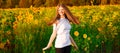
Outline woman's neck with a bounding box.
[60,15,65,18]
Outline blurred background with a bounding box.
[0,0,120,8]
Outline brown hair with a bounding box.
[48,4,80,25]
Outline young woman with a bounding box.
[43,4,80,53]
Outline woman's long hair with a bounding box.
[48,4,80,25]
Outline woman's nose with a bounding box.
[59,10,62,13]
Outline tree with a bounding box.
[6,0,12,8]
[19,0,30,8]
[29,0,34,6]
[0,0,2,7]
[33,0,46,7]
[117,0,120,4]
[96,0,101,5]
[45,0,53,6]
[71,0,81,6]
[53,0,59,6]
[11,0,20,8]
[101,0,107,5]
[107,0,110,4]
[110,0,118,5]
[85,0,91,5]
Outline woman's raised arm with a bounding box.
[70,35,79,50]
[42,30,57,50]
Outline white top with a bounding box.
[53,18,71,48]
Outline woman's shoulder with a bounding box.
[53,20,59,26]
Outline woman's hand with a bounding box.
[73,45,79,51]
[42,46,49,51]
[70,36,79,51]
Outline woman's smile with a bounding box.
[58,6,65,16]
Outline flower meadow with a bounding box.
[0,5,120,53]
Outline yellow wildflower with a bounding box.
[96,45,98,48]
[102,41,104,43]
[6,39,10,44]
[34,20,38,25]
[114,33,118,35]
[112,35,115,38]
[6,30,11,35]
[97,27,102,32]
[0,30,3,34]
[13,21,18,25]
[83,34,87,39]
[74,31,79,37]
[17,15,22,21]
[108,22,112,27]
[84,47,87,51]
[0,43,5,49]
[96,35,100,39]
[43,50,45,53]
[87,37,91,40]
[105,18,109,21]
[90,41,92,44]
[13,24,17,30]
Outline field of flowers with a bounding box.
[0,5,120,53]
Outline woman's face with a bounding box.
[58,6,65,16]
